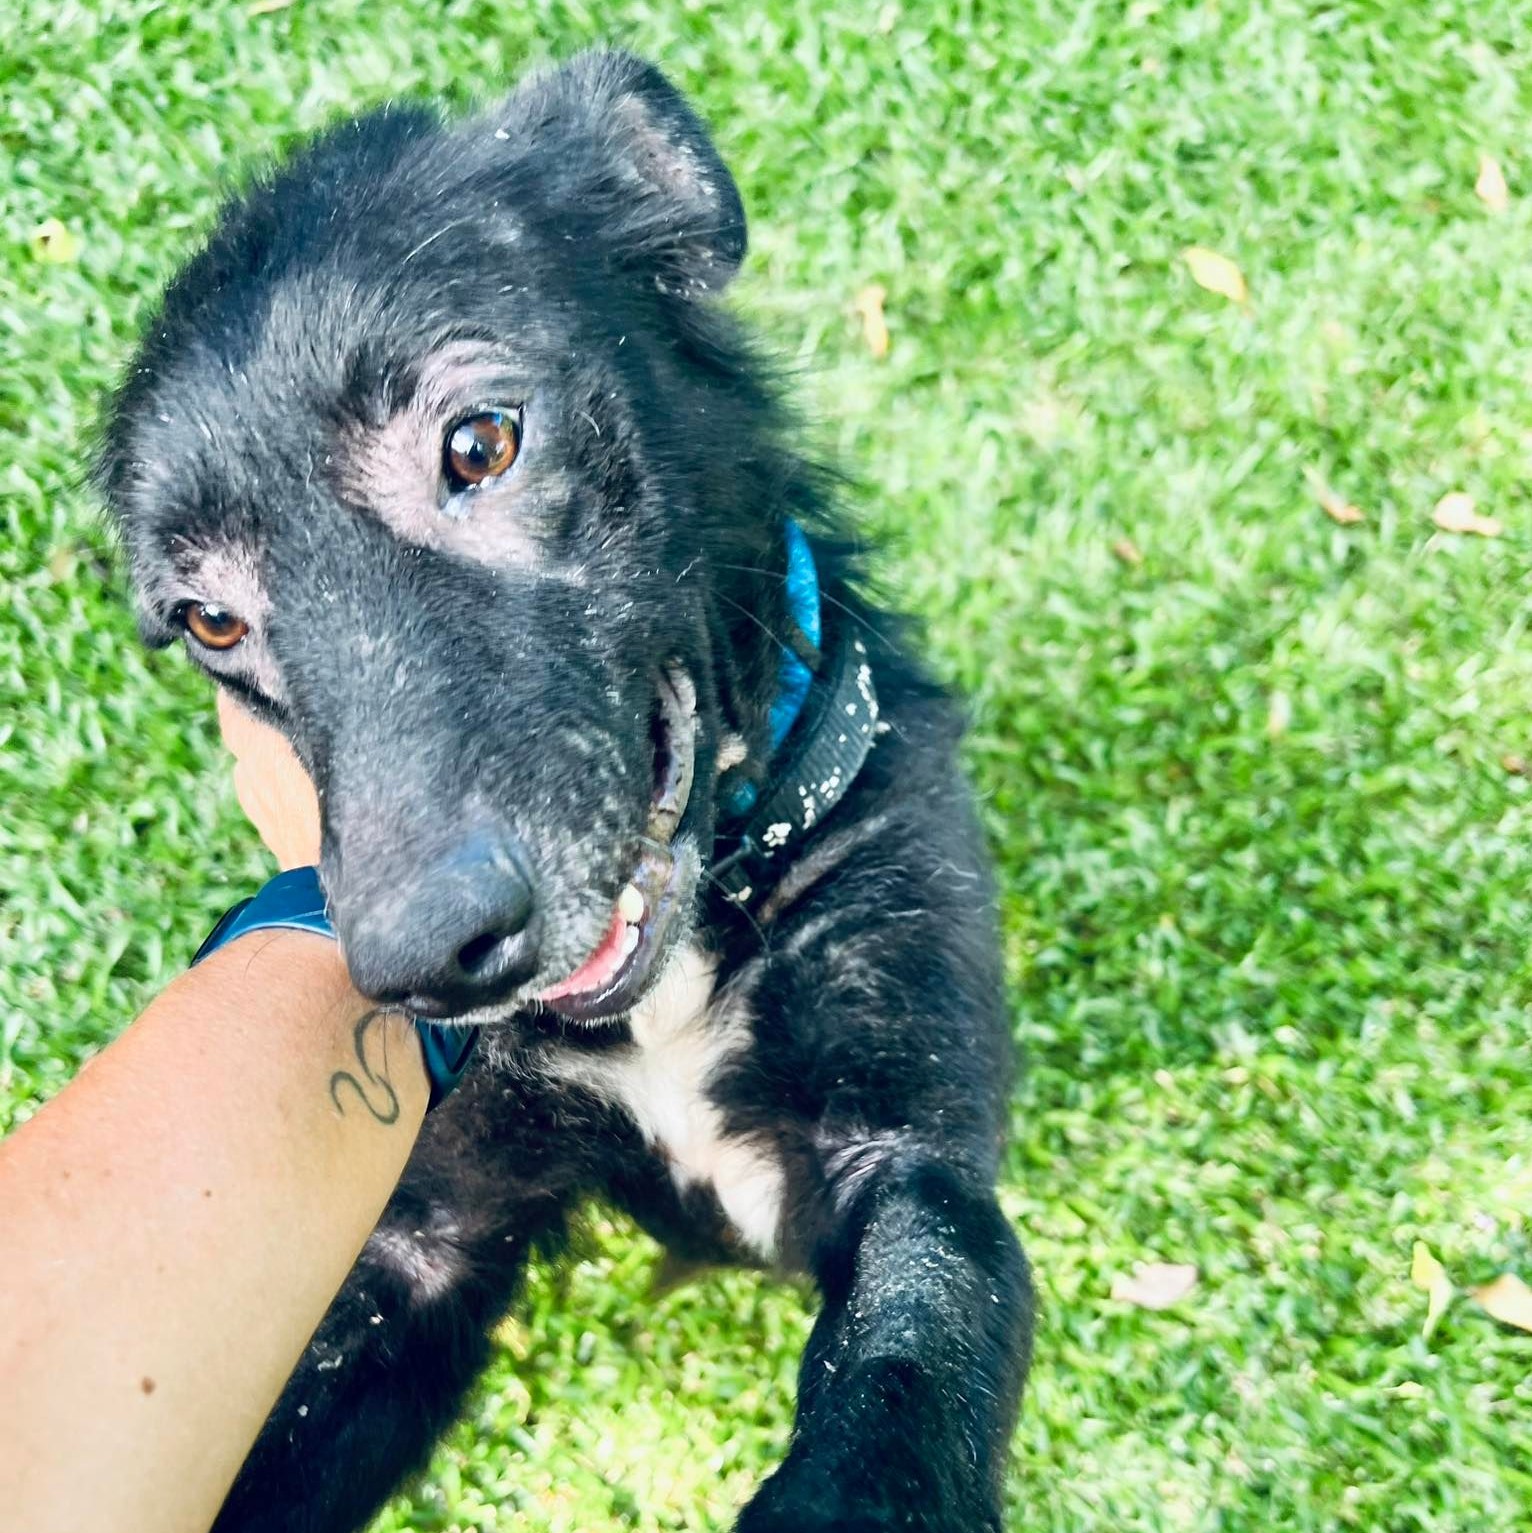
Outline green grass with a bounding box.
[4,0,1532,1527]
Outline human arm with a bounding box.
[0,701,425,1533]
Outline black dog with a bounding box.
[101,51,1031,1533]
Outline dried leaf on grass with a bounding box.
[1182,246,1247,304]
[1111,537,1144,567]
[491,1313,530,1358]
[1432,492,1501,539]
[1470,1273,1532,1333]
[852,284,890,358]
[30,217,79,264]
[1111,1262,1198,1310]
[1304,466,1364,525]
[1411,1241,1453,1338]
[1475,154,1510,215]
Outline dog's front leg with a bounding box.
[212,1073,576,1533]
[738,1153,1032,1533]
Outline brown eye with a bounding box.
[181,602,248,651]
[444,409,520,490]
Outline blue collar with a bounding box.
[725,520,820,818]
[769,519,822,750]
[710,521,880,906]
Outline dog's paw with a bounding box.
[735,1497,886,1533]
[735,1460,997,1533]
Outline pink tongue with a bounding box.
[539,906,630,1001]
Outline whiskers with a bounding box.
[697,861,773,953]
[713,588,800,657]
[715,561,890,649]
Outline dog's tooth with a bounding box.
[619,922,641,959]
[617,883,645,924]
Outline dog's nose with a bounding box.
[340,831,542,1016]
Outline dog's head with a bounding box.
[101,53,805,1024]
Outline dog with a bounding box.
[100,51,1032,1533]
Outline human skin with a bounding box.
[0,700,422,1533]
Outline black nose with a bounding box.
[340,830,542,1016]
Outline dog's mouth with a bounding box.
[537,665,698,1023]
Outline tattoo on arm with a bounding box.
[329,1008,403,1125]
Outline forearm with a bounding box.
[0,930,428,1533]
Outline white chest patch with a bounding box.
[544,945,785,1260]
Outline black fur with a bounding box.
[102,51,1032,1532]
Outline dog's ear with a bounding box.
[505,51,747,294]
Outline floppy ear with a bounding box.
[508,50,747,294]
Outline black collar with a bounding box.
[710,621,880,909]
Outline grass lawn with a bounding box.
[5,0,1532,1527]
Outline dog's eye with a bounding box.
[178,602,249,651]
[444,409,520,490]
